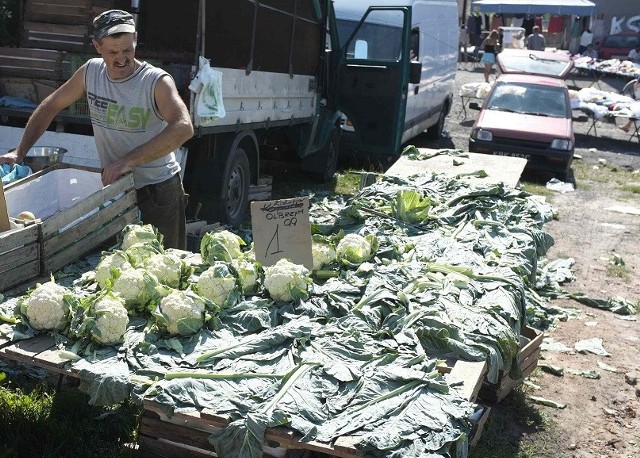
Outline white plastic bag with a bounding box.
[189,56,226,120]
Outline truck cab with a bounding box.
[333,0,459,164]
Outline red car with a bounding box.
[468,49,575,178]
[597,33,640,60]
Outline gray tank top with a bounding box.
[84,58,180,189]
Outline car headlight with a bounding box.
[474,129,493,141]
[551,139,573,150]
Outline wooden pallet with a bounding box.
[138,360,488,458]
[0,334,490,457]
[478,326,544,403]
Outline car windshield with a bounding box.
[486,82,568,117]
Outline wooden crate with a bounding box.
[478,326,544,403]
[0,223,40,293]
[5,164,138,276]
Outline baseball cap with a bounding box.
[93,9,136,39]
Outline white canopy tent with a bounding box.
[471,0,597,16]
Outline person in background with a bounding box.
[526,25,546,51]
[578,28,593,55]
[480,29,500,83]
[583,43,598,59]
[627,45,640,63]
[0,10,194,250]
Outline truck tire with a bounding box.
[425,102,448,140]
[316,129,339,183]
[301,128,340,183]
[218,146,250,225]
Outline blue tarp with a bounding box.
[472,0,596,16]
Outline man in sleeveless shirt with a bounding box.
[0,10,194,249]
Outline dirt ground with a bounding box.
[409,63,640,457]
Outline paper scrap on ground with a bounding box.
[541,338,572,352]
[597,361,618,373]
[575,337,610,356]
[606,205,640,216]
[546,178,575,193]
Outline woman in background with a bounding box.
[480,29,500,83]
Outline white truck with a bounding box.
[1,0,430,225]
[333,0,459,162]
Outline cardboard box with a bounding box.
[4,164,138,275]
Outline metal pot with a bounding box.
[23,146,67,171]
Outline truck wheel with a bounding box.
[317,129,339,183]
[301,128,340,183]
[218,147,250,225]
[425,103,448,140]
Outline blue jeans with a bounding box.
[136,174,187,250]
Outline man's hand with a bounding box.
[0,149,21,166]
[101,159,132,186]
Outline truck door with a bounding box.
[335,7,410,156]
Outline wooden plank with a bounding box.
[0,242,38,274]
[470,406,491,447]
[0,46,62,79]
[42,206,138,274]
[2,334,56,360]
[0,223,39,253]
[0,258,40,294]
[447,360,487,402]
[140,413,213,451]
[42,190,137,257]
[21,22,91,52]
[40,172,134,238]
[137,435,214,458]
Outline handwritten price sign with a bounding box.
[250,196,313,269]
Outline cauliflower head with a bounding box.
[95,250,133,289]
[119,223,163,251]
[312,242,336,270]
[19,281,71,331]
[336,233,378,267]
[91,294,129,345]
[196,262,240,307]
[156,289,207,336]
[263,258,311,303]
[143,252,191,289]
[230,257,261,295]
[200,229,246,264]
[111,268,160,310]
[125,240,164,267]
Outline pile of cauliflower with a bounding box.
[12,224,377,351]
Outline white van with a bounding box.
[333,0,459,161]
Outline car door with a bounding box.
[335,7,411,156]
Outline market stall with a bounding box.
[0,148,553,457]
[570,87,640,142]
